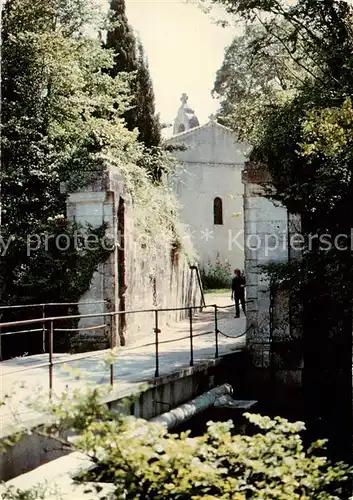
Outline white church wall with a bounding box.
[167,121,249,273]
[170,123,249,165]
[173,160,244,271]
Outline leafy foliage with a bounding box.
[1,0,184,319]
[0,485,47,500]
[200,254,232,289]
[211,0,353,461]
[135,41,161,148]
[213,20,307,141]
[212,0,353,145]
[1,0,130,306]
[105,0,161,148]
[3,385,353,498]
[76,415,352,499]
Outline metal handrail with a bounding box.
[0,303,216,331]
[0,300,107,310]
[215,300,253,310]
[1,301,247,391]
[1,329,217,378]
[0,300,108,357]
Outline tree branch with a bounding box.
[254,13,326,86]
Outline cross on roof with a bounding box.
[181,93,188,105]
[209,113,217,122]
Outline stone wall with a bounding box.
[242,162,288,343]
[122,212,199,345]
[66,167,200,350]
[242,162,303,415]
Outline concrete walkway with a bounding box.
[0,292,246,435]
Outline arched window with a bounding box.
[178,123,185,133]
[213,197,223,225]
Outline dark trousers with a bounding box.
[234,294,246,317]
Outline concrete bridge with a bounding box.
[0,292,250,481]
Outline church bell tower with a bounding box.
[173,93,200,135]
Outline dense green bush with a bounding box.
[2,387,353,499]
[75,413,353,499]
[200,254,232,290]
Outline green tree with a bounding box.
[136,40,161,148]
[0,0,133,307]
[105,0,161,148]
[78,414,353,499]
[211,0,353,462]
[213,20,308,141]
[0,0,185,341]
[105,0,138,132]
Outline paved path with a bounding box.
[0,292,246,435]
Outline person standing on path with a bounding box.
[231,269,246,318]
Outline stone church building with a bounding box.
[166,94,249,272]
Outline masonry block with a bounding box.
[245,285,258,300]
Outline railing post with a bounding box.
[189,307,194,366]
[214,305,219,358]
[49,320,54,393]
[110,312,115,386]
[42,304,46,354]
[154,310,159,378]
[190,265,206,311]
[196,267,206,309]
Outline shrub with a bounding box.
[2,387,353,499]
[75,412,353,499]
[200,254,232,289]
